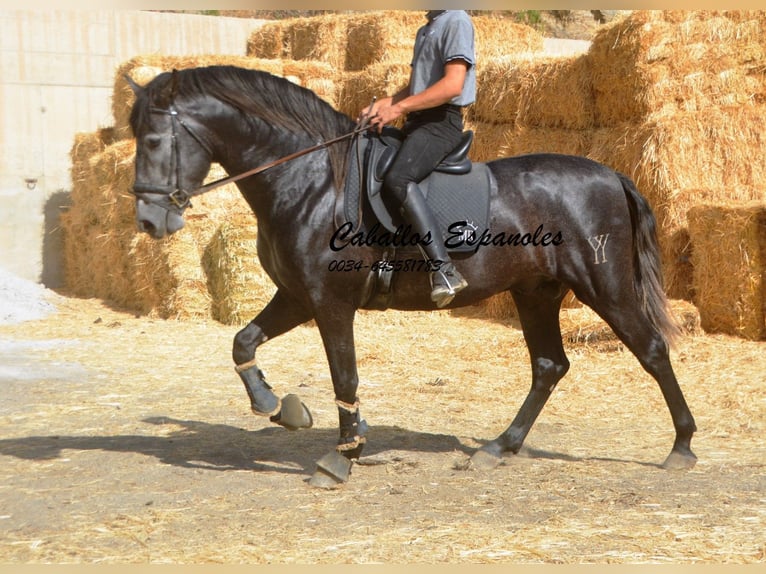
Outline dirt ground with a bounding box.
[0,292,764,564]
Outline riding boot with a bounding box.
[400,182,467,308]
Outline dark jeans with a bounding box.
[383,104,464,204]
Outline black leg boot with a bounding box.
[400,182,467,308]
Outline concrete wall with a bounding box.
[0,10,262,286]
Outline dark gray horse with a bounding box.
[127,66,696,487]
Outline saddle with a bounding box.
[339,126,496,309]
[341,127,495,253]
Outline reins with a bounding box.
[132,100,374,212]
[195,124,369,195]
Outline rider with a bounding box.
[360,10,476,308]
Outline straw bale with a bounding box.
[337,63,411,120]
[285,13,350,71]
[280,60,339,107]
[587,108,766,231]
[473,54,593,129]
[632,108,766,234]
[203,215,276,326]
[113,55,286,139]
[590,10,766,126]
[472,14,545,61]
[63,135,222,320]
[253,11,545,72]
[343,11,423,71]
[465,121,592,166]
[128,229,212,320]
[461,121,511,163]
[504,126,592,158]
[247,20,284,60]
[587,116,766,299]
[688,202,766,340]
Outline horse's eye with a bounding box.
[145,134,162,149]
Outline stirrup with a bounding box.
[430,263,467,308]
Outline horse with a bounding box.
[126,65,697,487]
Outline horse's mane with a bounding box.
[131,65,355,189]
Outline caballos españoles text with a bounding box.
[329,221,564,254]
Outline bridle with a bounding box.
[131,101,373,213]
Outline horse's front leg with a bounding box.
[233,290,314,430]
[308,303,367,488]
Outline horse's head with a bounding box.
[127,70,214,239]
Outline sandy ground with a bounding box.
[0,272,764,563]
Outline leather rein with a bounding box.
[131,102,372,212]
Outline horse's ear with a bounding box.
[156,69,179,108]
[125,74,144,97]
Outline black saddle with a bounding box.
[342,126,495,254]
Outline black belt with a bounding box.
[408,104,463,119]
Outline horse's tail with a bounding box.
[618,172,681,346]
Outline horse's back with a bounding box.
[488,153,623,203]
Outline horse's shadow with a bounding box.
[0,417,476,476]
[0,416,660,475]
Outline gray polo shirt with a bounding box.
[410,10,476,107]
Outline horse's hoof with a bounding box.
[661,451,697,470]
[308,451,353,489]
[273,394,313,431]
[467,448,503,470]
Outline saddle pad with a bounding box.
[418,167,495,253]
[342,131,495,254]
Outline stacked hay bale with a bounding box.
[202,213,276,326]
[687,203,766,340]
[247,11,546,125]
[586,10,766,300]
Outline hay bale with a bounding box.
[587,108,766,299]
[128,229,212,320]
[246,20,285,60]
[63,136,237,320]
[343,11,423,71]
[473,54,593,129]
[285,13,349,71]
[337,63,411,120]
[252,11,545,72]
[472,14,545,61]
[281,60,339,107]
[503,126,592,158]
[465,121,592,163]
[590,10,766,126]
[688,202,766,340]
[460,121,510,163]
[203,215,276,326]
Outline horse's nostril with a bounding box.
[138,219,157,235]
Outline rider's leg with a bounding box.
[383,107,467,307]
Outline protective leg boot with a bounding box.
[400,182,467,308]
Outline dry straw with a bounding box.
[203,214,276,326]
[248,11,545,73]
[688,202,766,340]
[590,10,766,126]
[473,54,593,129]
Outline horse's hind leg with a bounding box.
[232,289,314,430]
[583,294,697,470]
[471,285,570,469]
